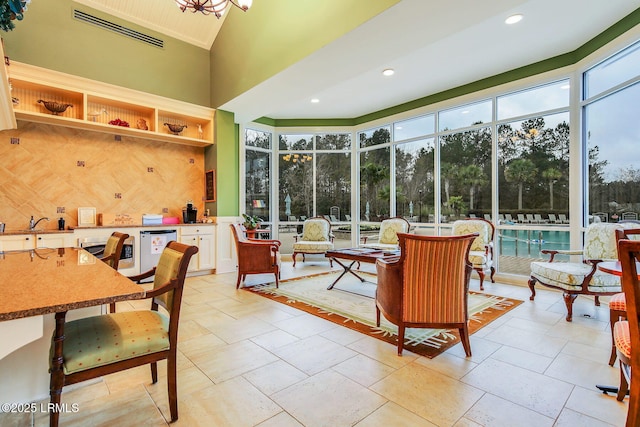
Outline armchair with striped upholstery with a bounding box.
[375,232,477,356]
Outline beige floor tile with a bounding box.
[172,376,281,427]
[178,332,226,358]
[272,335,358,375]
[453,418,484,426]
[370,363,483,426]
[0,411,32,427]
[272,312,339,339]
[189,340,279,383]
[445,335,502,363]
[464,393,554,426]
[415,351,479,380]
[562,340,615,364]
[489,345,553,373]
[461,358,573,418]
[555,408,619,427]
[545,353,619,390]
[34,384,166,427]
[332,353,396,387]
[564,385,627,425]
[243,360,309,395]
[145,365,215,420]
[320,322,371,346]
[544,321,611,348]
[346,334,418,369]
[199,315,277,344]
[177,318,215,342]
[250,329,301,351]
[272,370,386,427]
[355,401,437,427]
[483,324,566,358]
[256,411,304,427]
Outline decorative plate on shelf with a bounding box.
[37,100,72,115]
[164,123,187,135]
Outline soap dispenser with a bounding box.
[58,217,65,231]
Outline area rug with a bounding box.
[245,270,523,358]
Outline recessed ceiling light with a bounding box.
[310,98,319,103]
[461,110,469,114]
[382,68,395,77]
[505,14,523,25]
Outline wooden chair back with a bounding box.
[617,238,640,426]
[101,231,129,270]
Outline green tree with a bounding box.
[505,158,537,210]
[460,165,487,211]
[542,168,562,210]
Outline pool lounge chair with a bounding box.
[558,214,569,224]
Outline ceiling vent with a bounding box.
[73,9,164,49]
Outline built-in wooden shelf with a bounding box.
[6,62,214,147]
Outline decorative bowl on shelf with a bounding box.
[164,123,187,135]
[37,100,73,115]
[108,118,130,127]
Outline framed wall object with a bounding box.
[205,169,216,202]
[78,207,97,226]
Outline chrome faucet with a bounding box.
[29,216,50,230]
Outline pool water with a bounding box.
[498,229,571,258]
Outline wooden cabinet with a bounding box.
[8,62,214,147]
[179,225,215,273]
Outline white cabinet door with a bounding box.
[197,233,215,270]
[178,234,200,272]
[178,225,215,272]
[0,235,34,251]
[36,234,73,249]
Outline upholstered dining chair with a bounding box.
[609,226,640,365]
[452,218,495,290]
[100,231,129,313]
[230,223,282,288]
[375,232,477,356]
[361,217,410,251]
[49,241,198,427]
[529,222,640,322]
[613,237,640,426]
[292,216,334,267]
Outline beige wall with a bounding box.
[0,121,205,231]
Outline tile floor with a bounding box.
[5,262,630,426]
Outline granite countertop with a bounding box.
[70,221,216,230]
[0,247,145,321]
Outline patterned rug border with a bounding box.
[244,271,523,358]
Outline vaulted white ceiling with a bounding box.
[73,0,638,123]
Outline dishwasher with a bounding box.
[139,229,177,283]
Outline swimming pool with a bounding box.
[497,228,571,258]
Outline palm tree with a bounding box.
[460,165,487,211]
[505,159,537,210]
[542,168,562,210]
[441,162,458,205]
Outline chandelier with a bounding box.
[175,0,253,18]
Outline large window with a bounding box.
[585,40,640,225]
[245,129,272,222]
[359,126,390,222]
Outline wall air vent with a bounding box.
[73,9,164,49]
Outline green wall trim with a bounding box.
[258,7,640,128]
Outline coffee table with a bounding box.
[324,248,400,290]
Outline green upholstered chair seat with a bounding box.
[62,310,169,375]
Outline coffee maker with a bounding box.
[182,201,197,224]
